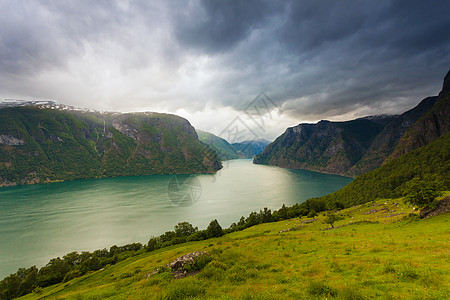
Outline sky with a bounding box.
[1,0,450,141]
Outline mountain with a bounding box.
[387,69,450,160]
[196,130,239,160]
[253,118,385,175]
[0,105,221,187]
[254,71,449,176]
[308,131,450,209]
[195,130,270,159]
[232,139,271,158]
[345,96,437,176]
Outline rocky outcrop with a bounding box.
[420,196,450,219]
[149,251,210,279]
[0,135,25,146]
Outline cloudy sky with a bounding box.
[1,0,449,140]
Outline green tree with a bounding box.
[174,222,198,237]
[147,237,158,252]
[402,177,442,209]
[206,219,223,238]
[307,210,317,218]
[323,212,343,228]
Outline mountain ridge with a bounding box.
[0,106,221,187]
[254,70,449,176]
[196,130,239,160]
[387,69,450,160]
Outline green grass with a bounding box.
[19,196,449,299]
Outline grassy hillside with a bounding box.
[17,197,449,299]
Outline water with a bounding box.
[0,159,352,279]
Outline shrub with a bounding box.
[182,255,213,273]
[307,281,338,297]
[307,210,317,218]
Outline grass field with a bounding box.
[20,195,450,299]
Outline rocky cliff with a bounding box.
[253,119,385,175]
[0,106,221,187]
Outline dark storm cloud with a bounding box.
[1,0,449,127]
[173,0,282,53]
[173,0,450,119]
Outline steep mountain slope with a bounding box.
[311,131,450,208]
[388,69,450,160]
[346,96,437,176]
[0,106,221,187]
[253,119,385,175]
[196,130,239,160]
[254,70,449,176]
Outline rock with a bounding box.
[0,135,25,146]
[420,196,450,219]
[149,251,209,279]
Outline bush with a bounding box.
[183,255,213,273]
[307,281,338,297]
[32,286,43,295]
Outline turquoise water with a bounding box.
[0,159,352,279]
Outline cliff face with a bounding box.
[254,119,384,175]
[0,107,221,187]
[388,69,450,160]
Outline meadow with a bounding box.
[19,194,449,299]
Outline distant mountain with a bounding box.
[195,130,270,159]
[0,105,221,187]
[196,130,239,160]
[232,139,271,158]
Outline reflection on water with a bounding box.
[0,159,352,279]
